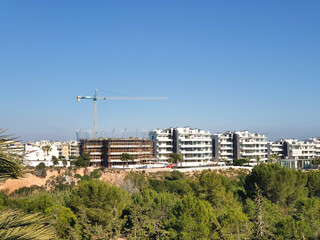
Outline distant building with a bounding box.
[53,140,80,160]
[24,141,62,167]
[105,138,155,167]
[150,127,212,166]
[212,131,268,163]
[267,139,286,159]
[79,139,106,166]
[268,138,320,162]
[309,137,320,157]
[79,138,155,167]
[149,128,174,162]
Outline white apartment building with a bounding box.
[267,139,285,159]
[149,127,212,166]
[149,128,173,162]
[283,139,316,159]
[24,141,61,167]
[213,131,268,163]
[212,132,233,161]
[309,138,320,157]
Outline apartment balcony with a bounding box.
[220,146,233,150]
[158,144,173,147]
[179,144,212,148]
[90,152,102,155]
[240,141,267,145]
[109,152,152,155]
[241,146,267,150]
[157,138,173,142]
[184,156,212,161]
[241,152,268,156]
[158,150,173,154]
[180,150,212,154]
[179,138,211,142]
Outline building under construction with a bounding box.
[80,138,156,167]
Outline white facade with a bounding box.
[309,138,320,157]
[267,139,285,158]
[212,132,233,161]
[149,128,173,162]
[175,127,212,165]
[284,139,316,159]
[213,131,268,162]
[24,141,69,167]
[150,127,212,166]
[235,131,268,161]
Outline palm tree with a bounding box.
[269,153,280,164]
[41,145,52,157]
[0,129,57,239]
[0,129,23,180]
[169,153,183,167]
[255,155,261,165]
[312,157,320,169]
[0,209,56,240]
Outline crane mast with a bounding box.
[77,89,168,139]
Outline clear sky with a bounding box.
[1,0,320,141]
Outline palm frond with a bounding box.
[0,129,24,180]
[0,209,56,240]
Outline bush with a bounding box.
[33,163,47,178]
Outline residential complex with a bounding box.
[150,127,212,166]
[268,139,317,160]
[213,131,268,162]
[19,127,320,169]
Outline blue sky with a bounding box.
[1,0,319,141]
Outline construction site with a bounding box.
[80,138,156,167]
[77,89,166,168]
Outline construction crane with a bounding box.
[77,89,168,139]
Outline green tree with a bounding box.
[120,153,134,162]
[41,145,52,157]
[245,164,308,205]
[196,170,252,239]
[124,189,178,239]
[52,156,59,166]
[45,205,80,239]
[67,180,131,239]
[74,153,90,168]
[233,158,249,166]
[307,171,320,198]
[165,195,218,239]
[169,153,183,167]
[255,156,262,165]
[269,153,280,164]
[312,157,320,169]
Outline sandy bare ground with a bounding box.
[0,166,249,194]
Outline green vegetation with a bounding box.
[0,130,56,239]
[1,164,320,239]
[120,153,135,162]
[73,153,90,168]
[0,129,23,180]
